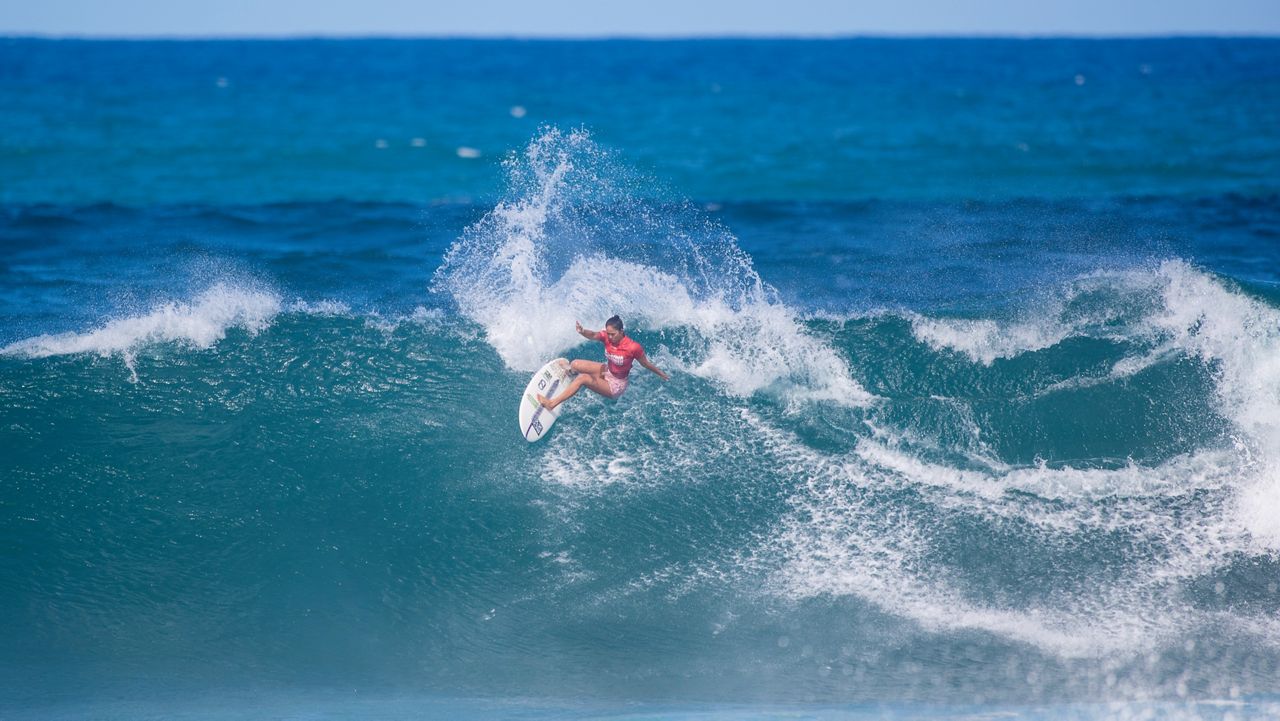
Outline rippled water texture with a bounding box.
[2,38,1279,720]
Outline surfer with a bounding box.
[537,316,668,410]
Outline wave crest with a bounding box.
[432,127,870,405]
[2,282,282,362]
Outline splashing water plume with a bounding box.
[433,128,870,405]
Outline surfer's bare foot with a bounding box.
[537,394,555,409]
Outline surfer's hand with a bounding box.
[575,321,584,334]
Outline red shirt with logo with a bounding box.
[597,331,643,379]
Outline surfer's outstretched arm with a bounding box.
[574,320,598,340]
[636,350,669,381]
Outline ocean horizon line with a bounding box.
[5,31,1280,42]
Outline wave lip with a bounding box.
[909,315,1073,366]
[2,282,282,361]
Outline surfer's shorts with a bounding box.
[605,372,629,398]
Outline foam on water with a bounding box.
[908,260,1280,552]
[910,315,1074,366]
[1147,264,1280,550]
[0,284,447,385]
[1,282,282,379]
[432,127,870,406]
[286,299,352,316]
[745,412,1255,659]
[522,383,1256,660]
[906,265,1160,366]
[741,261,1280,661]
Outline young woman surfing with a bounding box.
[537,315,669,410]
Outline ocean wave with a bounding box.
[426,178,1280,662]
[0,290,455,364]
[1,282,282,361]
[432,127,871,407]
[741,409,1267,659]
[900,260,1280,551]
[725,259,1280,659]
[909,315,1076,366]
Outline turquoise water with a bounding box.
[2,39,1280,719]
[4,38,1279,204]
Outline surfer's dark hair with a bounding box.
[605,315,624,331]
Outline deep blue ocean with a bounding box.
[3,38,1280,720]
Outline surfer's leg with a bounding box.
[561,360,611,399]
[540,374,584,409]
[569,360,605,376]
[539,369,613,409]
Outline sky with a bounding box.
[3,0,1279,37]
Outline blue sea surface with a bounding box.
[2,38,1280,720]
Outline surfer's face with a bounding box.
[605,327,624,344]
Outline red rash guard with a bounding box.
[597,331,643,379]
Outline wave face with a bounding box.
[3,131,1280,718]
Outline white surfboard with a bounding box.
[519,358,573,442]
